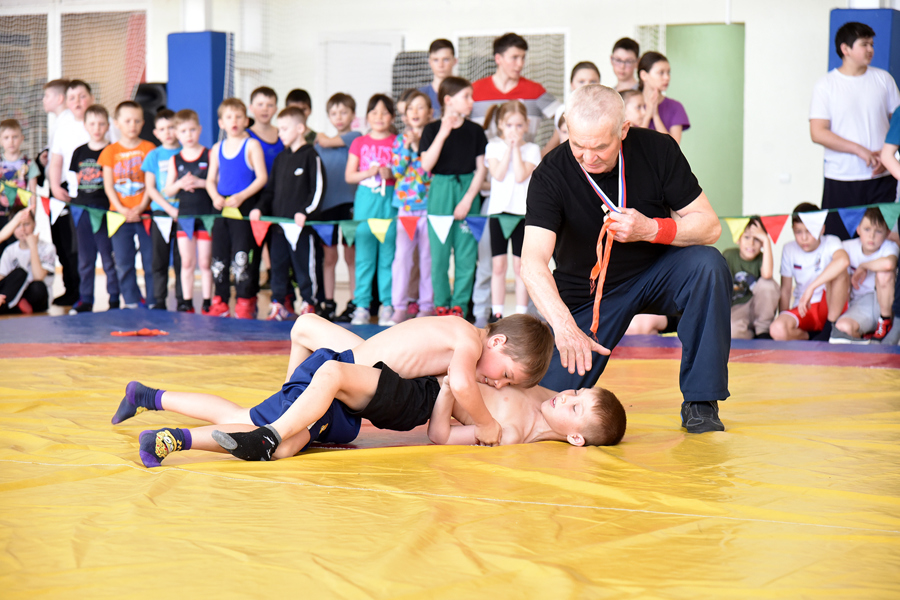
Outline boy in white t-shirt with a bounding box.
[809,22,900,239]
[770,203,850,341]
[830,207,898,343]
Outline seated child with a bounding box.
[770,203,850,341]
[163,109,215,314]
[0,206,56,314]
[114,344,625,467]
[831,207,898,342]
[67,104,120,314]
[722,216,779,339]
[242,311,555,451]
[1,118,38,256]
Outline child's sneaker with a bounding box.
[202,298,211,314]
[234,297,258,320]
[68,301,93,315]
[829,328,869,345]
[108,299,120,310]
[317,299,337,321]
[868,316,893,342]
[435,306,449,316]
[267,301,291,321]
[377,304,394,325]
[335,301,357,323]
[488,313,502,324]
[350,306,371,325]
[407,301,419,317]
[449,306,465,318]
[176,301,195,313]
[297,301,316,316]
[204,295,230,317]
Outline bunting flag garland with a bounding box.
[250,220,271,247]
[199,214,217,234]
[40,196,51,216]
[142,218,152,237]
[49,198,66,225]
[69,205,84,226]
[760,215,789,244]
[153,216,174,244]
[88,208,105,234]
[1,183,17,205]
[724,217,750,245]
[797,210,828,240]
[367,218,392,243]
[178,217,195,240]
[836,207,867,239]
[876,202,900,230]
[16,188,32,206]
[106,211,126,236]
[280,222,302,251]
[312,223,336,246]
[339,220,360,246]
[464,216,487,242]
[497,214,523,240]
[428,215,454,245]
[221,206,243,219]
[398,216,419,241]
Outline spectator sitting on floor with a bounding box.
[0,206,56,315]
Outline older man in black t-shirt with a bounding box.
[521,84,731,433]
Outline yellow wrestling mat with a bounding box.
[2,354,899,598]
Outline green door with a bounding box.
[666,24,745,250]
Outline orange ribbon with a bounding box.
[588,220,615,341]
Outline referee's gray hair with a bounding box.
[565,84,625,135]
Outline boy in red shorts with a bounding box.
[770,203,850,341]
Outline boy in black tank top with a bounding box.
[164,109,215,313]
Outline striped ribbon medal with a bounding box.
[580,148,626,340]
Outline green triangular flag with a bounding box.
[876,203,900,230]
[339,220,360,246]
[88,207,105,234]
[497,214,523,240]
[2,183,17,205]
[200,214,218,233]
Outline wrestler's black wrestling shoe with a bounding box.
[681,401,725,433]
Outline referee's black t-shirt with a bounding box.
[419,119,487,175]
[525,127,702,309]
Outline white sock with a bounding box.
[515,305,528,314]
[492,305,504,316]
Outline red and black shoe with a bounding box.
[868,316,894,341]
[204,295,230,317]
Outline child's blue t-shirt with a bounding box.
[315,131,362,211]
[418,84,441,119]
[886,110,900,146]
[140,145,181,210]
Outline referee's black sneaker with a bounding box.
[681,401,725,433]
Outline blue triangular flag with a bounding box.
[837,207,867,239]
[69,205,84,226]
[465,216,488,243]
[178,217,195,240]
[312,223,336,246]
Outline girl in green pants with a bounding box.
[419,77,489,317]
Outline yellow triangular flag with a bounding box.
[367,218,393,243]
[221,206,243,220]
[17,188,32,206]
[107,211,126,237]
[724,217,750,245]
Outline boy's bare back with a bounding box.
[352,316,485,379]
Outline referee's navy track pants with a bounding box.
[540,245,732,404]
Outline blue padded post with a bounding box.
[167,32,229,148]
[829,8,900,84]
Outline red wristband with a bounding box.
[652,218,677,245]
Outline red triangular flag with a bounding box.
[250,220,272,247]
[760,214,789,244]
[399,216,419,241]
[41,196,51,216]
[142,217,152,236]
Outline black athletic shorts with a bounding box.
[348,362,440,431]
[490,215,525,257]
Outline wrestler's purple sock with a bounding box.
[112,382,165,424]
[138,428,192,468]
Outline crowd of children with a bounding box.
[0,30,898,347]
